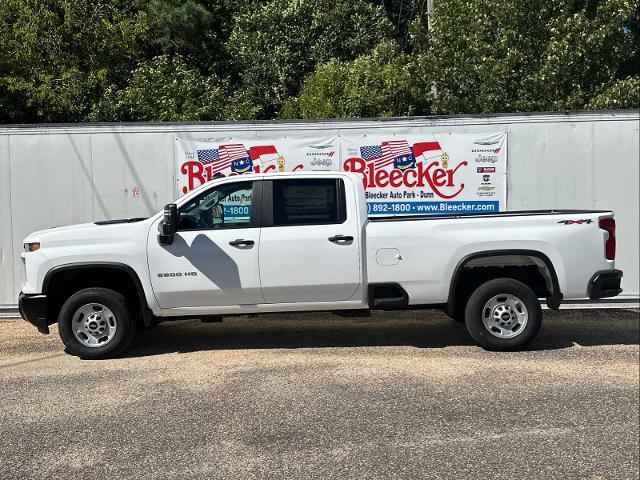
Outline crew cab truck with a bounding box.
[19,172,623,359]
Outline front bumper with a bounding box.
[588,270,623,300]
[18,293,49,334]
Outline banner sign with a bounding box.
[175,132,507,215]
[175,136,339,195]
[341,132,507,215]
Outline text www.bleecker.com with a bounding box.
[368,201,499,215]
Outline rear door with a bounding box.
[258,177,362,303]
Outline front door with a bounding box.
[147,180,263,309]
[259,178,362,303]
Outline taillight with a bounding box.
[599,217,616,260]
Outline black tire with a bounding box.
[58,288,137,359]
[464,278,542,351]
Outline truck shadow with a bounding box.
[124,309,639,357]
[164,234,243,289]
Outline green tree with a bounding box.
[226,0,394,118]
[137,0,250,75]
[88,55,257,122]
[423,0,639,114]
[378,0,431,51]
[282,41,430,119]
[2,0,637,124]
[586,76,640,109]
[0,0,148,122]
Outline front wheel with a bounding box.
[464,278,542,351]
[58,288,137,359]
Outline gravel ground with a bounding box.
[0,309,638,480]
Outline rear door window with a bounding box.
[272,179,345,226]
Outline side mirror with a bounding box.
[158,203,178,245]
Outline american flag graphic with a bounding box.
[219,144,249,162]
[196,147,230,173]
[197,149,219,165]
[196,144,251,174]
[360,140,414,169]
[360,145,383,161]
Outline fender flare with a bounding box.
[446,249,563,315]
[42,262,154,326]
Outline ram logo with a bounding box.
[558,219,593,225]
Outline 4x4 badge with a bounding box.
[558,219,593,225]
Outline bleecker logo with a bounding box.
[477,167,496,173]
[181,143,304,193]
[482,174,491,182]
[344,139,467,199]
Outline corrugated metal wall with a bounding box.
[1,111,638,309]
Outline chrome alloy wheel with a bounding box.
[72,303,117,347]
[481,294,528,339]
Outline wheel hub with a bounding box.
[493,305,515,326]
[482,294,528,339]
[72,303,117,348]
[85,312,108,335]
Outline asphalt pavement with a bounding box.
[1,309,638,480]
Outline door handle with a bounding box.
[328,234,354,243]
[229,239,255,247]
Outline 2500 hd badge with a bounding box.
[157,272,198,278]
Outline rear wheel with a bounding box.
[464,278,541,350]
[58,288,137,359]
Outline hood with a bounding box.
[24,222,97,242]
[23,218,153,247]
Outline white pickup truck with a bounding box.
[19,171,622,359]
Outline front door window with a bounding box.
[178,181,254,230]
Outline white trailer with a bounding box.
[1,111,638,313]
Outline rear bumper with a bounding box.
[18,293,49,334]
[588,270,623,300]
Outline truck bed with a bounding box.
[365,208,614,304]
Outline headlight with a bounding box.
[24,242,41,252]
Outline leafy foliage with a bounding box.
[136,0,247,75]
[376,0,432,51]
[0,0,148,122]
[0,0,637,123]
[422,0,639,113]
[587,77,640,109]
[227,0,393,118]
[88,55,257,122]
[282,41,429,118]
